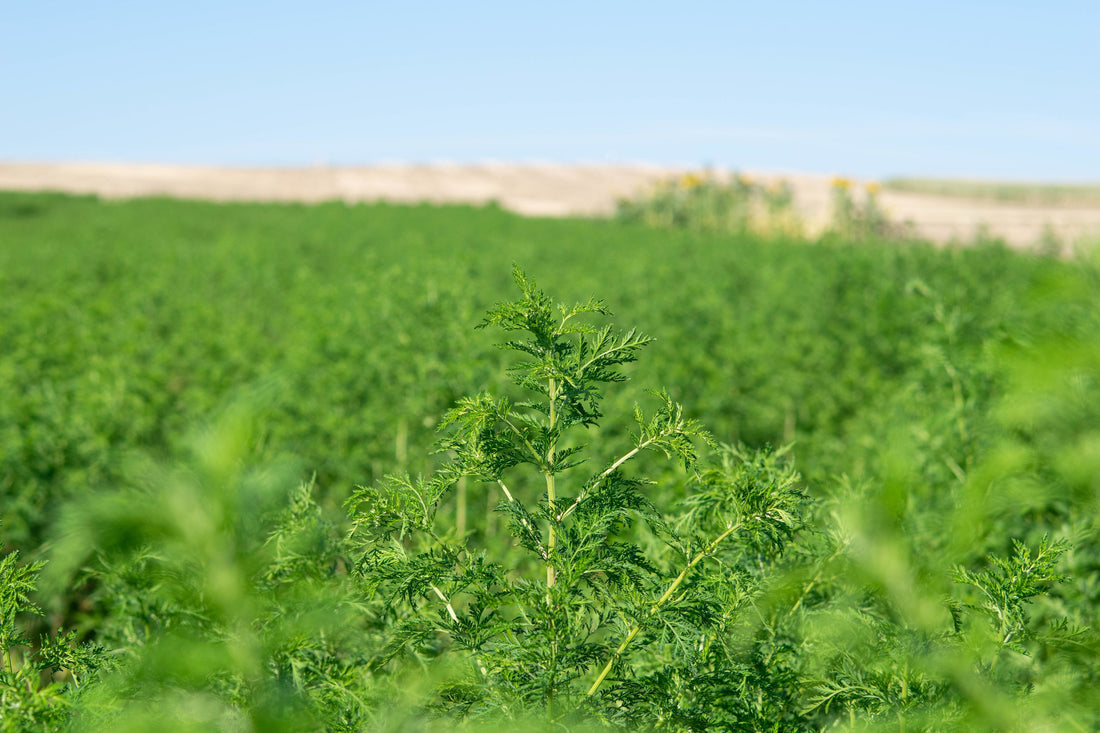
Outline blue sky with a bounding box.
[4,1,1098,180]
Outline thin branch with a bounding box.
[430,584,460,624]
[497,479,547,557]
[557,437,659,522]
[586,519,744,697]
[500,416,545,466]
[789,546,844,616]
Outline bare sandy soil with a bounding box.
[3,162,1099,249]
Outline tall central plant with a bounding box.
[346,268,804,725]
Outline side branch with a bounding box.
[585,520,743,698]
[497,479,547,558]
[556,437,659,523]
[500,416,545,466]
[430,584,460,624]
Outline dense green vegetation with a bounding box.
[1,191,1097,730]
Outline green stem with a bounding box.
[456,475,467,539]
[546,378,559,710]
[789,546,843,616]
[546,377,558,591]
[395,417,408,469]
[556,435,661,523]
[547,615,558,717]
[586,520,742,698]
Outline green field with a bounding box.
[1,192,1097,731]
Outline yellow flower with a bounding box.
[831,177,852,191]
[679,172,704,190]
[738,173,755,186]
[865,181,881,196]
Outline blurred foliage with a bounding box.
[825,177,916,242]
[616,172,802,238]
[615,171,918,243]
[0,191,1097,729]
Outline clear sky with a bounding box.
[4,1,1098,180]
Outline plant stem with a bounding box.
[585,520,742,698]
[486,481,497,538]
[497,479,546,556]
[789,546,843,616]
[546,377,558,591]
[396,417,408,469]
[545,377,560,710]
[430,583,460,623]
[456,476,467,539]
[556,436,661,523]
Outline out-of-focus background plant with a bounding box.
[616,172,802,239]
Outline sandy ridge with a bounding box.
[2,162,1099,248]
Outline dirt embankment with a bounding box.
[2,162,1099,249]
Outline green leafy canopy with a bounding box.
[345,268,806,724]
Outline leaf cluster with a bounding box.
[344,269,809,726]
[1,537,104,732]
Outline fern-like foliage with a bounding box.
[1,533,105,732]
[345,268,805,725]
